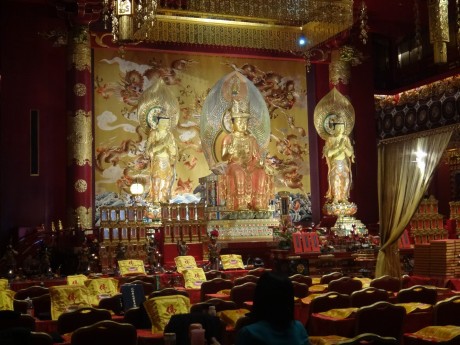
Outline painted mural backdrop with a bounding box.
[93,49,310,224]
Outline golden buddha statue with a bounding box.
[220,96,272,211]
[137,77,180,205]
[145,113,177,204]
[200,71,273,216]
[323,122,354,204]
[313,87,357,217]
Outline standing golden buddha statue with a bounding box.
[145,114,177,204]
[137,77,179,205]
[314,87,358,219]
[323,122,355,204]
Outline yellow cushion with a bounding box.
[143,295,190,333]
[0,289,15,310]
[354,277,371,288]
[319,307,358,319]
[300,293,322,304]
[217,308,250,327]
[395,302,432,314]
[49,285,92,320]
[414,325,460,341]
[174,256,197,274]
[217,289,231,295]
[84,278,119,305]
[118,259,146,276]
[182,268,206,290]
[67,274,88,286]
[309,284,328,293]
[220,254,244,270]
[0,279,9,291]
[312,277,321,285]
[309,335,350,345]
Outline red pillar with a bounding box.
[59,1,102,228]
[66,24,94,228]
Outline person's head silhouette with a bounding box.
[251,271,294,329]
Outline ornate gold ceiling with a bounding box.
[110,0,354,51]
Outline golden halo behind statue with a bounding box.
[137,77,179,134]
[200,71,271,171]
[313,87,355,140]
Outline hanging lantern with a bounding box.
[428,0,450,64]
[130,182,144,195]
[117,0,133,42]
[103,0,158,43]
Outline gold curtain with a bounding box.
[375,126,456,277]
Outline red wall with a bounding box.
[0,2,68,246]
[429,163,453,219]
[349,42,379,228]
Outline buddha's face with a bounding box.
[335,123,345,135]
[158,118,169,131]
[233,117,248,133]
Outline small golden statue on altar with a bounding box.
[207,228,221,270]
[176,240,189,256]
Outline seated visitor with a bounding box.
[235,272,309,345]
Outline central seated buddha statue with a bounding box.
[218,91,273,212]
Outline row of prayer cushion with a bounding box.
[0,254,244,314]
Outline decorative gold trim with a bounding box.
[75,179,88,193]
[170,0,353,27]
[67,110,93,166]
[68,26,91,71]
[375,74,460,110]
[130,13,352,51]
[329,50,351,85]
[74,83,87,96]
[105,0,353,49]
[379,124,460,145]
[136,15,301,51]
[329,60,350,85]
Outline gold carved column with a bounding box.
[329,48,351,94]
[66,25,93,228]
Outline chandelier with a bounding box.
[102,0,354,52]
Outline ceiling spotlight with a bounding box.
[298,34,308,47]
